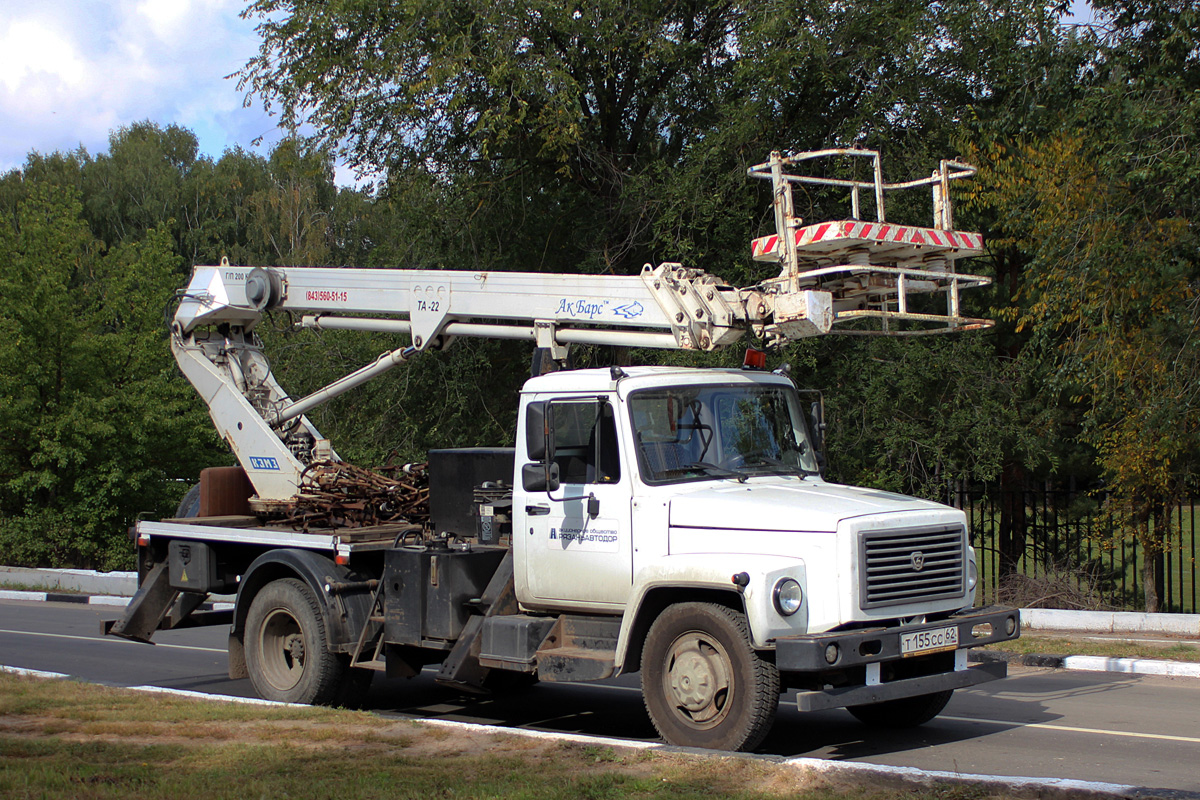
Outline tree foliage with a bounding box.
[0,185,223,569]
[962,0,1200,607]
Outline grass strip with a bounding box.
[0,672,1020,800]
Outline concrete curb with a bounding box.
[0,589,131,607]
[1058,654,1200,678]
[0,566,235,602]
[970,649,1200,679]
[0,566,137,596]
[1021,608,1200,637]
[0,588,233,611]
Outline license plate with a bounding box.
[900,625,959,657]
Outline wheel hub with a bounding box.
[666,634,732,725]
[285,634,305,666]
[260,608,306,691]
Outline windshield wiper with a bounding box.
[741,454,815,478]
[683,462,748,483]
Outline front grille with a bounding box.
[860,525,965,609]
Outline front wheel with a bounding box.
[847,689,953,728]
[641,602,779,751]
[245,578,351,705]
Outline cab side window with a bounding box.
[549,400,621,484]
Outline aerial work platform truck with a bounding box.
[107,149,1019,751]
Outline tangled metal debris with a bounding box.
[280,460,430,530]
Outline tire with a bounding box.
[641,602,779,751]
[847,689,953,728]
[245,578,348,705]
[175,484,201,518]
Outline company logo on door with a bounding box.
[549,522,620,552]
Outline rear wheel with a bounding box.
[847,689,953,728]
[245,578,349,705]
[641,602,779,751]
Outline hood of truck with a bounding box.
[667,480,948,533]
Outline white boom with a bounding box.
[170,148,992,505]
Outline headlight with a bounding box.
[773,578,803,616]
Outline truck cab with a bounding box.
[516,365,977,627]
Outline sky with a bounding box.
[0,0,332,180]
[1,1,1098,188]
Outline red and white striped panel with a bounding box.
[751,220,984,261]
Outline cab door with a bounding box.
[520,398,633,608]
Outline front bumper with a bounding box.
[775,605,1020,712]
[776,604,1020,672]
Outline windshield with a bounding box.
[629,383,820,484]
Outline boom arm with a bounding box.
[176,262,780,353]
[170,148,993,507]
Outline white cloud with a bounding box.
[137,0,196,42]
[0,0,281,174]
[0,18,87,94]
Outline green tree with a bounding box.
[81,122,200,252]
[247,137,338,265]
[813,335,1055,500]
[966,0,1200,607]
[179,146,274,266]
[0,185,223,569]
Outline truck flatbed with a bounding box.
[140,518,422,558]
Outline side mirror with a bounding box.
[808,400,827,468]
[521,461,560,492]
[525,401,555,462]
[524,401,559,492]
[809,402,824,446]
[796,388,826,471]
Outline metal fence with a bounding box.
[950,488,1199,613]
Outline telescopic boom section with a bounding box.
[169,148,992,506]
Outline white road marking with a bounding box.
[942,714,1200,744]
[0,628,226,654]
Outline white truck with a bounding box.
[106,149,1019,751]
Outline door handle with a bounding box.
[526,505,551,516]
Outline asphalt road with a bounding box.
[3,599,1200,794]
